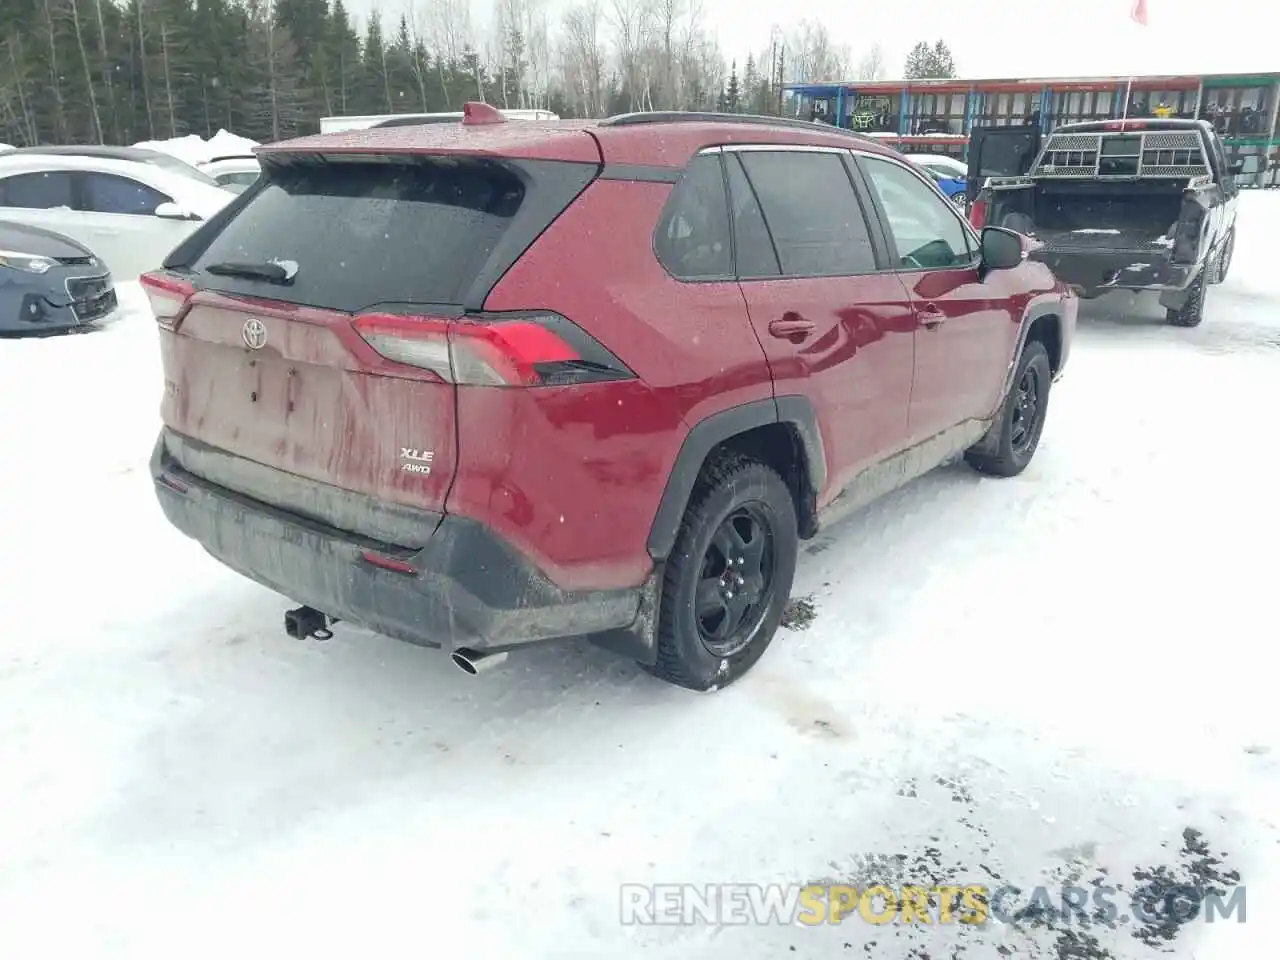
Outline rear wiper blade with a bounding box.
[205,259,298,284]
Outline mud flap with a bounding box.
[587,565,663,665]
[967,410,1005,458]
[968,358,1019,458]
[1159,286,1192,312]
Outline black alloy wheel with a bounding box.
[695,503,776,658]
[1010,364,1042,455]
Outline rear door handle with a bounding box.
[918,304,947,330]
[768,314,816,340]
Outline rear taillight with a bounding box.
[353,311,634,387]
[969,196,988,228]
[140,271,195,329]
[1103,120,1147,131]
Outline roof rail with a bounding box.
[598,111,875,142]
[372,115,461,128]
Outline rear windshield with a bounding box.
[193,157,526,312]
[976,132,1038,179]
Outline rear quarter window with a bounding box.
[654,154,733,281]
[192,158,527,312]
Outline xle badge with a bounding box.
[400,448,434,475]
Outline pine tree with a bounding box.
[385,14,419,110]
[930,40,955,78]
[724,59,739,113]
[903,41,932,80]
[904,39,956,80]
[360,12,392,113]
[273,0,333,120]
[327,0,361,116]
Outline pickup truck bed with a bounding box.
[991,178,1193,294]
[971,119,1239,325]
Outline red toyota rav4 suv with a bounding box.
[145,104,1076,691]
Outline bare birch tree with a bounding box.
[610,0,651,111]
[559,0,602,116]
[62,0,103,141]
[133,0,154,138]
[4,35,37,143]
[91,0,117,140]
[785,19,848,84]
[159,18,178,136]
[40,0,68,141]
[854,42,887,81]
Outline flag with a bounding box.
[1130,0,1149,25]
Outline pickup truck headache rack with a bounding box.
[1033,130,1211,180]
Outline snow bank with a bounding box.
[132,129,258,166]
[0,143,13,152]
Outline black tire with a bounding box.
[1211,228,1235,284]
[964,339,1052,478]
[1166,274,1206,328]
[649,453,798,691]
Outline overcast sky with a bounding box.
[346,0,1273,84]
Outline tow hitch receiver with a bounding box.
[285,605,338,641]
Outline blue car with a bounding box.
[903,153,967,205]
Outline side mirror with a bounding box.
[154,201,194,220]
[1229,160,1245,176]
[980,226,1024,270]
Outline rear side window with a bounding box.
[738,151,878,277]
[193,158,527,312]
[83,173,172,215]
[1,171,74,209]
[724,154,780,277]
[654,154,733,280]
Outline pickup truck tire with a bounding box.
[649,453,798,691]
[964,339,1052,478]
[1166,275,1206,328]
[1211,229,1235,284]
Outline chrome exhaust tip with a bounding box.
[450,647,510,675]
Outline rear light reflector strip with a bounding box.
[359,550,419,576]
[140,271,196,329]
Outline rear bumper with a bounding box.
[1033,248,1199,296]
[150,432,648,653]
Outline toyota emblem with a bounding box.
[242,317,267,350]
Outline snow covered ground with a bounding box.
[2,196,1278,960]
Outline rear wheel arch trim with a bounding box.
[646,396,826,561]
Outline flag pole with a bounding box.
[1125,0,1148,121]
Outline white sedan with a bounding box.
[0,153,234,281]
[197,155,261,193]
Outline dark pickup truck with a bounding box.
[967,118,1241,327]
